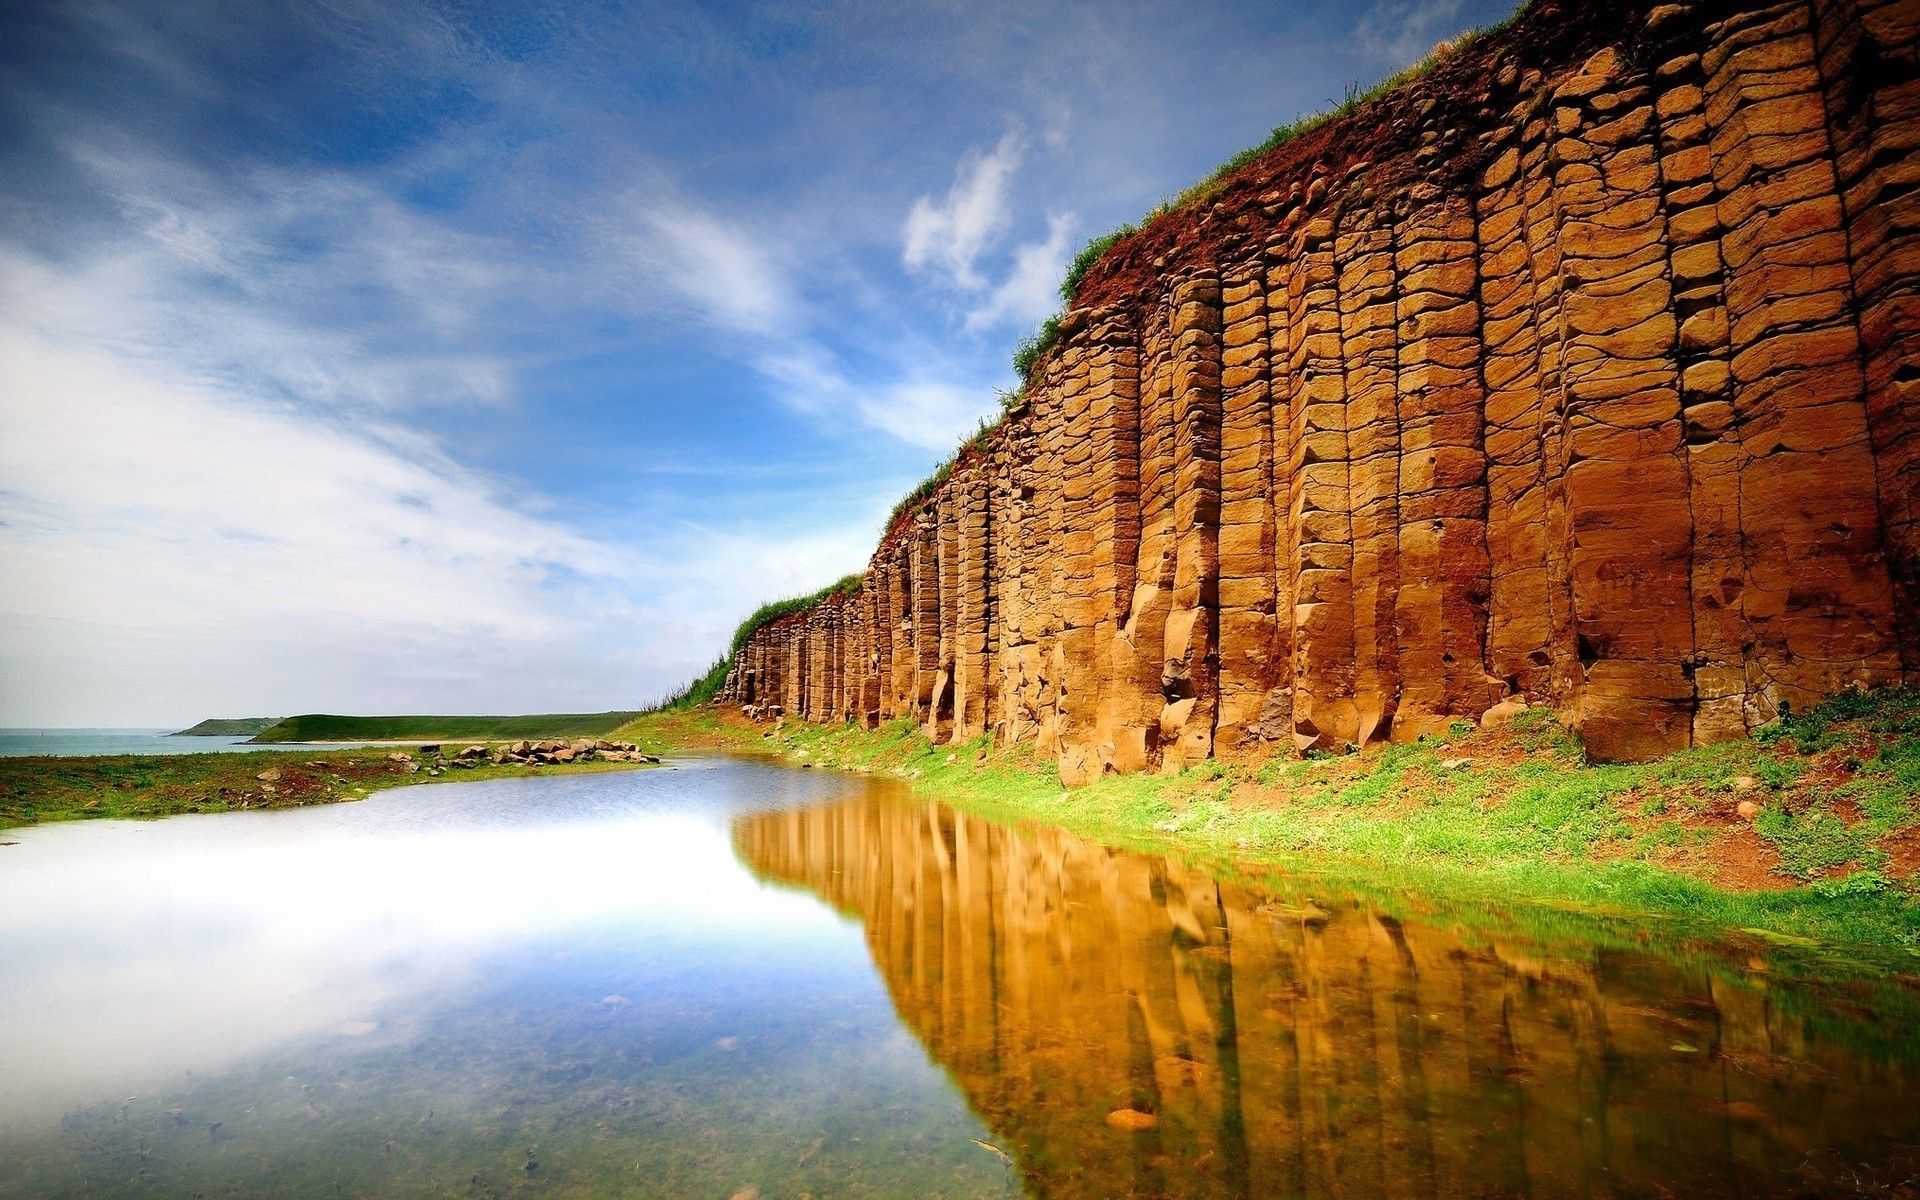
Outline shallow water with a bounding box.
[2,759,1917,1197]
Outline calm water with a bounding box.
[2,760,1918,1198]
[0,729,368,757]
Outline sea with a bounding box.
[0,729,364,758]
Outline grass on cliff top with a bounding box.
[645,574,866,716]
[630,686,1920,962]
[1011,14,1521,388]
[0,746,652,830]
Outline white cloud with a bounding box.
[1352,0,1467,64]
[964,211,1074,332]
[0,240,879,724]
[47,138,521,414]
[606,199,1002,452]
[902,127,1025,291]
[623,202,797,338]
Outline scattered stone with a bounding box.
[1737,799,1760,821]
[1480,697,1529,727]
[1105,1108,1159,1132]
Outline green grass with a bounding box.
[252,712,641,743]
[170,717,280,736]
[0,746,651,830]
[633,685,1920,963]
[645,574,866,716]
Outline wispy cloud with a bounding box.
[902,127,1025,291]
[900,128,1075,334]
[608,193,1003,450]
[1352,0,1467,64]
[965,212,1073,332]
[622,202,798,339]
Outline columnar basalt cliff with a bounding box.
[727,0,1920,772]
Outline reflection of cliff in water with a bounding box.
[734,792,1920,1199]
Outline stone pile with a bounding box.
[726,0,1920,772]
[382,740,658,771]
[490,739,657,766]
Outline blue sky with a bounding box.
[0,0,1516,725]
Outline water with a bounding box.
[0,729,369,757]
[2,760,1917,1197]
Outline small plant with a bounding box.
[1754,804,1874,880]
[1011,314,1063,382]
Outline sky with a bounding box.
[0,0,1518,726]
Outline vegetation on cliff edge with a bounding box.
[648,574,865,713]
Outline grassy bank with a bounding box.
[625,689,1920,963]
[170,717,279,736]
[250,711,641,744]
[0,746,652,831]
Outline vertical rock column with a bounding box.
[1214,261,1280,751]
[1287,192,1360,751]
[785,619,806,719]
[926,491,958,741]
[1704,3,1903,711]
[952,462,994,742]
[1161,273,1224,770]
[859,577,883,727]
[1393,191,1492,738]
[1478,105,1561,704]
[1054,332,1104,784]
[997,412,1040,744]
[1652,28,1749,742]
[1815,0,1920,681]
[1088,313,1146,774]
[1264,249,1299,744]
[909,515,940,728]
[1120,297,1180,768]
[887,544,915,722]
[1553,48,1697,761]
[1338,185,1405,746]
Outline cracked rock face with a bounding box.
[728,0,1920,773]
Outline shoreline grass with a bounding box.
[624,689,1920,968]
[0,745,655,831]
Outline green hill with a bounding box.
[250,712,642,744]
[170,717,281,737]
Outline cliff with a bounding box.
[726,0,1920,773]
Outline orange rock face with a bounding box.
[726,0,1920,770]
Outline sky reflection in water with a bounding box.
[2,759,1918,1198]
